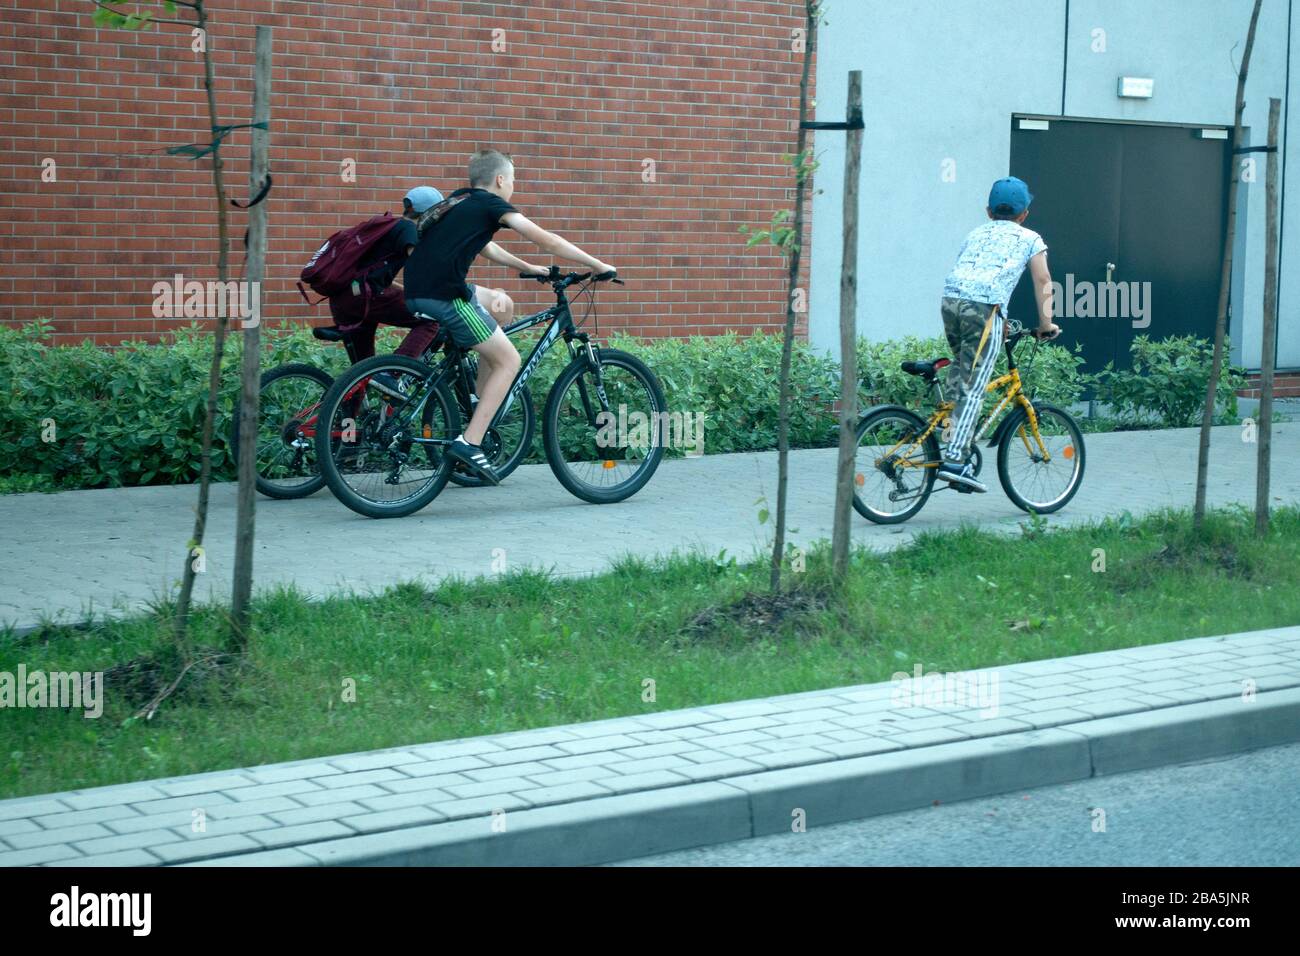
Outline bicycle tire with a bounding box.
[996,401,1086,514]
[851,405,940,524]
[230,363,333,500]
[542,348,667,504]
[314,354,460,519]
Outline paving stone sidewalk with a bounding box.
[2,625,1296,867]
[1,423,1296,632]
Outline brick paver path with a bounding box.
[2,626,1296,866]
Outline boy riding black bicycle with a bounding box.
[397,148,617,483]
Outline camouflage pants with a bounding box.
[940,297,1003,463]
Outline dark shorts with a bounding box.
[405,285,499,350]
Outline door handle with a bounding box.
[1105,262,1116,283]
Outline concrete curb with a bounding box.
[182,687,1300,866]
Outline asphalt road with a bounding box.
[613,742,1300,866]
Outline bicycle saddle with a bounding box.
[312,325,349,343]
[900,357,951,379]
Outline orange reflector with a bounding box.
[1063,445,1074,459]
[854,473,865,487]
[603,460,617,470]
[422,424,432,439]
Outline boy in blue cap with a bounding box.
[937,177,1060,492]
[328,185,443,362]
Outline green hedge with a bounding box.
[1,321,234,490]
[857,333,1088,413]
[0,320,1239,493]
[606,331,839,454]
[1092,335,1246,428]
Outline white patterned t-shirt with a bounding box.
[942,220,1047,312]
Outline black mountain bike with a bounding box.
[313,268,667,518]
[230,325,532,498]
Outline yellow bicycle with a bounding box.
[853,319,1085,523]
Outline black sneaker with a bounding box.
[368,372,408,400]
[937,460,987,493]
[446,437,499,485]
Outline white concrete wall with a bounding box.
[1281,2,1299,368]
[811,0,1295,369]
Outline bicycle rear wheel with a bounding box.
[230,363,332,499]
[996,402,1085,514]
[542,347,667,504]
[314,354,459,518]
[852,406,940,524]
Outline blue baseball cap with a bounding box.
[403,185,444,213]
[988,177,1033,214]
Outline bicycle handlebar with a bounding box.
[518,266,623,287]
[1006,319,1060,345]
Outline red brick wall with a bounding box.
[0,0,813,346]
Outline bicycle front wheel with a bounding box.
[852,406,940,524]
[230,363,332,499]
[996,402,1086,514]
[542,348,667,504]
[314,354,460,519]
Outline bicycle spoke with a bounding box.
[554,366,651,488]
[252,370,329,493]
[321,361,454,513]
[1001,409,1082,510]
[545,350,666,503]
[854,412,937,521]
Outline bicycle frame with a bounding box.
[880,332,1051,470]
[278,341,436,445]
[493,302,574,424]
[374,280,599,448]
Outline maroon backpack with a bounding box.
[296,213,404,304]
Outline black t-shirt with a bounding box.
[403,188,518,301]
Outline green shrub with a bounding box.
[0,320,370,490]
[607,331,840,455]
[1,321,227,489]
[857,334,949,409]
[1092,335,1246,428]
[0,320,1241,493]
[857,333,1087,412]
[0,323,846,489]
